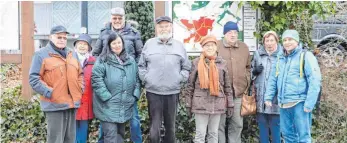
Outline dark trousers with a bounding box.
[256,113,281,143]
[146,92,178,143]
[101,121,125,143]
[45,109,76,143]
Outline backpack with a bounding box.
[275,47,323,114]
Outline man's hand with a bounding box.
[304,108,312,113]
[227,107,234,118]
[265,101,272,107]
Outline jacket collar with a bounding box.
[46,43,72,58]
[156,37,173,45]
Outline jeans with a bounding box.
[98,102,142,143]
[218,97,243,143]
[280,102,312,143]
[146,92,178,143]
[76,120,90,143]
[194,114,221,143]
[256,113,280,143]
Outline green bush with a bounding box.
[2,86,346,142]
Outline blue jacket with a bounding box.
[264,43,322,111]
[252,44,282,114]
[91,53,140,123]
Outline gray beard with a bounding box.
[158,33,172,41]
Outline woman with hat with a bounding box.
[251,31,282,143]
[74,34,96,143]
[184,35,234,143]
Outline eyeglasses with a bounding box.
[56,36,67,40]
[113,17,123,21]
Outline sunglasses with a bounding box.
[113,17,123,21]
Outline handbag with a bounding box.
[240,80,256,116]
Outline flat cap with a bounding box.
[111,7,125,16]
[50,25,69,34]
[155,16,172,24]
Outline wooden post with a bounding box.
[154,1,165,18]
[21,1,34,100]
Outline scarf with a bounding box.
[50,41,66,58]
[76,52,89,67]
[198,52,220,96]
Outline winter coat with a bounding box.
[217,39,251,98]
[29,43,84,112]
[138,37,191,95]
[251,45,282,114]
[91,52,140,123]
[264,43,322,111]
[76,55,96,120]
[92,21,143,63]
[185,56,234,114]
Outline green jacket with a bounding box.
[92,53,140,123]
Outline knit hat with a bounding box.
[223,21,239,35]
[262,31,279,43]
[282,30,300,43]
[200,35,217,47]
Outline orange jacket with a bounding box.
[29,43,84,111]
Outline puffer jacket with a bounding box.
[185,56,234,114]
[264,43,322,111]
[251,45,282,114]
[76,55,96,120]
[92,21,143,63]
[29,43,84,112]
[91,52,140,123]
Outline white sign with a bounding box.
[0,1,19,50]
[243,3,258,52]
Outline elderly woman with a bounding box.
[74,34,96,143]
[251,31,282,143]
[92,33,140,143]
[185,35,234,143]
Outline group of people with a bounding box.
[29,6,321,143]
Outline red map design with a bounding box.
[180,16,215,43]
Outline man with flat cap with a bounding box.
[138,16,191,143]
[29,25,84,143]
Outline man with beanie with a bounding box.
[29,25,84,143]
[93,7,143,143]
[74,34,96,143]
[138,16,191,143]
[217,21,251,143]
[264,29,321,143]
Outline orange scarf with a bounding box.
[198,52,220,96]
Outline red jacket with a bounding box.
[76,56,95,120]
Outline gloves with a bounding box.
[252,64,264,75]
[227,107,234,118]
[186,107,192,118]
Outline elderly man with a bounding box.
[92,7,143,62]
[265,30,322,143]
[29,25,84,143]
[93,7,143,143]
[217,21,251,143]
[138,16,191,143]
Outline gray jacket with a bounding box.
[138,37,191,95]
[92,22,143,63]
[251,45,282,114]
